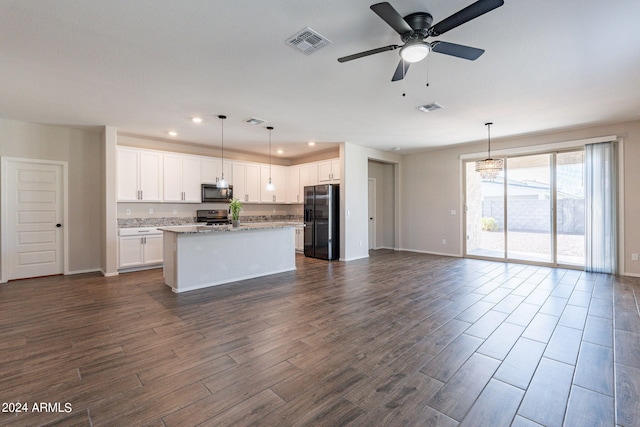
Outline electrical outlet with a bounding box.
[172,209,177,215]
[632,253,639,261]
[450,210,456,216]
[148,208,153,214]
[125,209,131,216]
[442,239,447,245]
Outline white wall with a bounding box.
[0,118,103,275]
[343,142,401,261]
[400,119,640,277]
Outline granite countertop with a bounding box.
[159,222,302,234]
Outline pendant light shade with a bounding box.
[265,126,275,191]
[216,115,229,189]
[475,122,503,180]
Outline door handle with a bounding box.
[56,224,62,227]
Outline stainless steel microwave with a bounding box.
[201,184,233,202]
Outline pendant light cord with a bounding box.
[219,115,226,180]
[267,126,273,180]
[485,122,492,158]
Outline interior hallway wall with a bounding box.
[0,118,103,275]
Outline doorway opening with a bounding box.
[368,160,396,251]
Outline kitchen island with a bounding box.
[159,223,297,293]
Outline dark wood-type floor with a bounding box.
[1,250,639,426]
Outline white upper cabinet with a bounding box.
[232,162,260,203]
[318,159,341,183]
[260,165,287,203]
[287,165,301,203]
[163,153,202,202]
[201,157,233,186]
[117,147,163,202]
[299,163,318,192]
[117,146,341,205]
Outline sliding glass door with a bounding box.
[506,154,552,263]
[465,149,585,267]
[556,151,585,266]
[465,161,505,258]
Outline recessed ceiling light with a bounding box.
[308,142,315,146]
[276,149,284,154]
[191,117,203,123]
[168,131,178,137]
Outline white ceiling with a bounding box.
[1,0,640,159]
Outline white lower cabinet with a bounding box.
[118,228,163,269]
[295,225,304,252]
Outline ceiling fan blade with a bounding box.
[370,2,413,35]
[337,45,399,63]
[431,41,484,60]
[391,59,411,81]
[428,0,504,37]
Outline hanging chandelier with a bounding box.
[475,122,503,180]
[216,115,228,189]
[265,126,275,191]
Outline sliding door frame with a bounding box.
[463,148,584,270]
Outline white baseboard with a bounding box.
[68,268,102,275]
[397,247,462,257]
[341,254,370,262]
[622,271,640,278]
[101,269,119,277]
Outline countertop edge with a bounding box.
[159,222,302,234]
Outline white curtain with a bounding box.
[585,141,617,273]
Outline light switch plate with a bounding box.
[632,253,639,261]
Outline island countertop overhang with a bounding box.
[158,222,302,234]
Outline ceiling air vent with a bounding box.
[286,27,331,54]
[244,117,266,125]
[417,102,443,113]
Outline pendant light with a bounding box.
[216,115,228,189]
[265,126,275,191]
[475,122,503,180]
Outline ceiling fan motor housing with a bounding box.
[401,12,433,42]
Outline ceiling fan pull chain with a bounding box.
[402,60,407,97]
[425,56,430,87]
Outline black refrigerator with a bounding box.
[304,184,339,260]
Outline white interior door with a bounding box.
[2,158,64,281]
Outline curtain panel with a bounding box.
[584,141,617,273]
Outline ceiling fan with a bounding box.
[337,0,504,81]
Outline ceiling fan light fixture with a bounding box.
[400,42,430,63]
